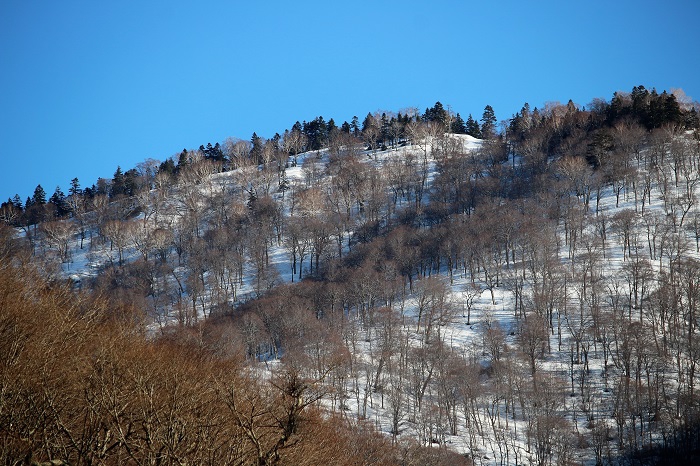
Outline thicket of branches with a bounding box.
[0,248,475,465]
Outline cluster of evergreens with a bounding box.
[0,99,499,222]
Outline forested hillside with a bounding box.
[2,86,700,465]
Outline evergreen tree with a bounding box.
[49,186,68,217]
[111,166,126,198]
[341,121,352,133]
[12,194,22,210]
[69,177,81,197]
[327,118,337,134]
[303,116,328,150]
[685,108,700,129]
[201,142,225,162]
[662,92,682,127]
[423,101,448,128]
[251,132,264,164]
[271,132,281,150]
[647,88,663,128]
[213,142,224,160]
[123,169,140,196]
[465,114,481,138]
[177,149,189,171]
[32,184,47,206]
[362,113,376,133]
[480,105,497,139]
[27,186,48,225]
[607,91,629,124]
[631,85,649,115]
[351,116,360,136]
[159,158,177,176]
[380,113,390,146]
[452,113,466,134]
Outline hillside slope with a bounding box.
[6,107,700,465]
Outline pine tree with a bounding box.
[465,114,481,138]
[111,166,125,198]
[201,142,225,162]
[28,186,48,226]
[662,92,682,127]
[423,101,448,128]
[304,116,328,150]
[159,158,176,176]
[607,92,629,124]
[271,133,281,149]
[251,132,264,164]
[327,118,337,134]
[69,177,81,196]
[123,169,140,196]
[351,116,360,136]
[362,113,376,133]
[49,186,68,217]
[32,184,47,206]
[452,113,466,134]
[380,113,390,146]
[177,149,189,171]
[685,108,700,129]
[480,105,497,139]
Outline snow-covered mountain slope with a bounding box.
[23,129,700,465]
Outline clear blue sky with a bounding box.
[1,0,699,202]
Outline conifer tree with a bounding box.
[351,115,360,136]
[177,149,189,171]
[465,114,481,138]
[69,177,81,197]
[251,132,264,164]
[423,101,448,128]
[32,184,47,205]
[111,166,125,198]
[12,194,22,210]
[662,92,682,127]
[686,108,700,129]
[480,105,497,139]
[452,113,466,134]
[159,158,176,176]
[361,113,375,133]
[327,118,337,134]
[201,142,225,162]
[49,186,68,217]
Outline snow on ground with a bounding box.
[28,131,700,464]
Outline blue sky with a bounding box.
[1,0,699,202]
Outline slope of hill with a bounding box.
[3,94,700,465]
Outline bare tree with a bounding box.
[282,129,307,167]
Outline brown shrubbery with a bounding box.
[0,261,464,465]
